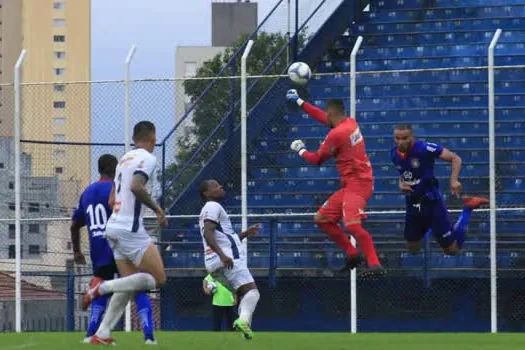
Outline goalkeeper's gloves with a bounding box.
[286,89,304,107]
[290,139,307,156]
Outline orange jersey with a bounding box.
[300,102,373,184]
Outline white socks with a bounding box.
[95,292,132,339]
[99,273,156,295]
[239,289,260,326]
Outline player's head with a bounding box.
[199,179,225,201]
[394,124,415,153]
[98,154,118,179]
[325,99,346,128]
[133,121,156,152]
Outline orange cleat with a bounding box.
[90,335,116,346]
[463,196,489,210]
[82,276,104,311]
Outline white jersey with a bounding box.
[199,201,245,269]
[107,148,157,232]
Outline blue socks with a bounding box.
[86,292,154,341]
[86,294,109,337]
[453,207,473,249]
[135,292,154,341]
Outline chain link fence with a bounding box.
[2,0,524,336]
[1,69,523,333]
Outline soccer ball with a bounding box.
[207,281,217,293]
[288,62,312,86]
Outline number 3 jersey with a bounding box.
[391,140,444,201]
[107,148,158,233]
[72,180,114,270]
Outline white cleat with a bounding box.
[145,339,158,345]
[82,337,92,344]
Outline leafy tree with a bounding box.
[164,31,305,208]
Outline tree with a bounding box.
[164,31,305,208]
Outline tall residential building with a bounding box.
[0,0,91,209]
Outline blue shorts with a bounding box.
[404,197,454,249]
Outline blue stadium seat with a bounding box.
[311,69,525,88]
[248,251,269,268]
[309,82,525,98]
[364,6,525,23]
[216,0,525,272]
[340,31,525,47]
[438,0,525,8]
[318,55,525,72]
[350,18,525,35]
[401,252,424,267]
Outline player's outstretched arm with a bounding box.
[130,173,167,226]
[290,135,336,166]
[286,89,329,126]
[203,220,234,269]
[439,148,463,196]
[238,224,262,240]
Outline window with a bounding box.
[67,242,72,250]
[53,134,65,142]
[8,203,15,211]
[54,68,65,76]
[53,19,66,27]
[53,35,65,42]
[9,224,15,239]
[54,83,66,92]
[53,2,65,9]
[54,51,66,60]
[28,224,39,234]
[53,101,66,108]
[0,162,4,169]
[8,245,15,259]
[29,245,40,255]
[53,117,66,126]
[28,203,40,213]
[184,62,197,77]
[53,150,66,159]
[55,167,63,174]
[8,181,13,189]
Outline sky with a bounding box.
[88,0,281,179]
[91,0,278,80]
[88,0,339,179]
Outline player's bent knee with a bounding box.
[407,242,422,254]
[237,282,257,297]
[344,220,362,231]
[443,247,459,256]
[443,241,460,256]
[156,272,167,287]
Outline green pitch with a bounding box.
[1,332,524,349]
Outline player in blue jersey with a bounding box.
[70,154,156,344]
[391,125,489,255]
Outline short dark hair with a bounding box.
[395,124,413,133]
[326,99,345,115]
[98,154,118,177]
[199,180,212,200]
[133,121,156,142]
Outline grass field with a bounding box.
[1,332,525,350]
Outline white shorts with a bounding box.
[206,253,254,291]
[104,226,152,266]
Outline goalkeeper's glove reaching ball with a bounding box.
[290,139,306,156]
[286,89,304,107]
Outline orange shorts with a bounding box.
[317,182,373,223]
